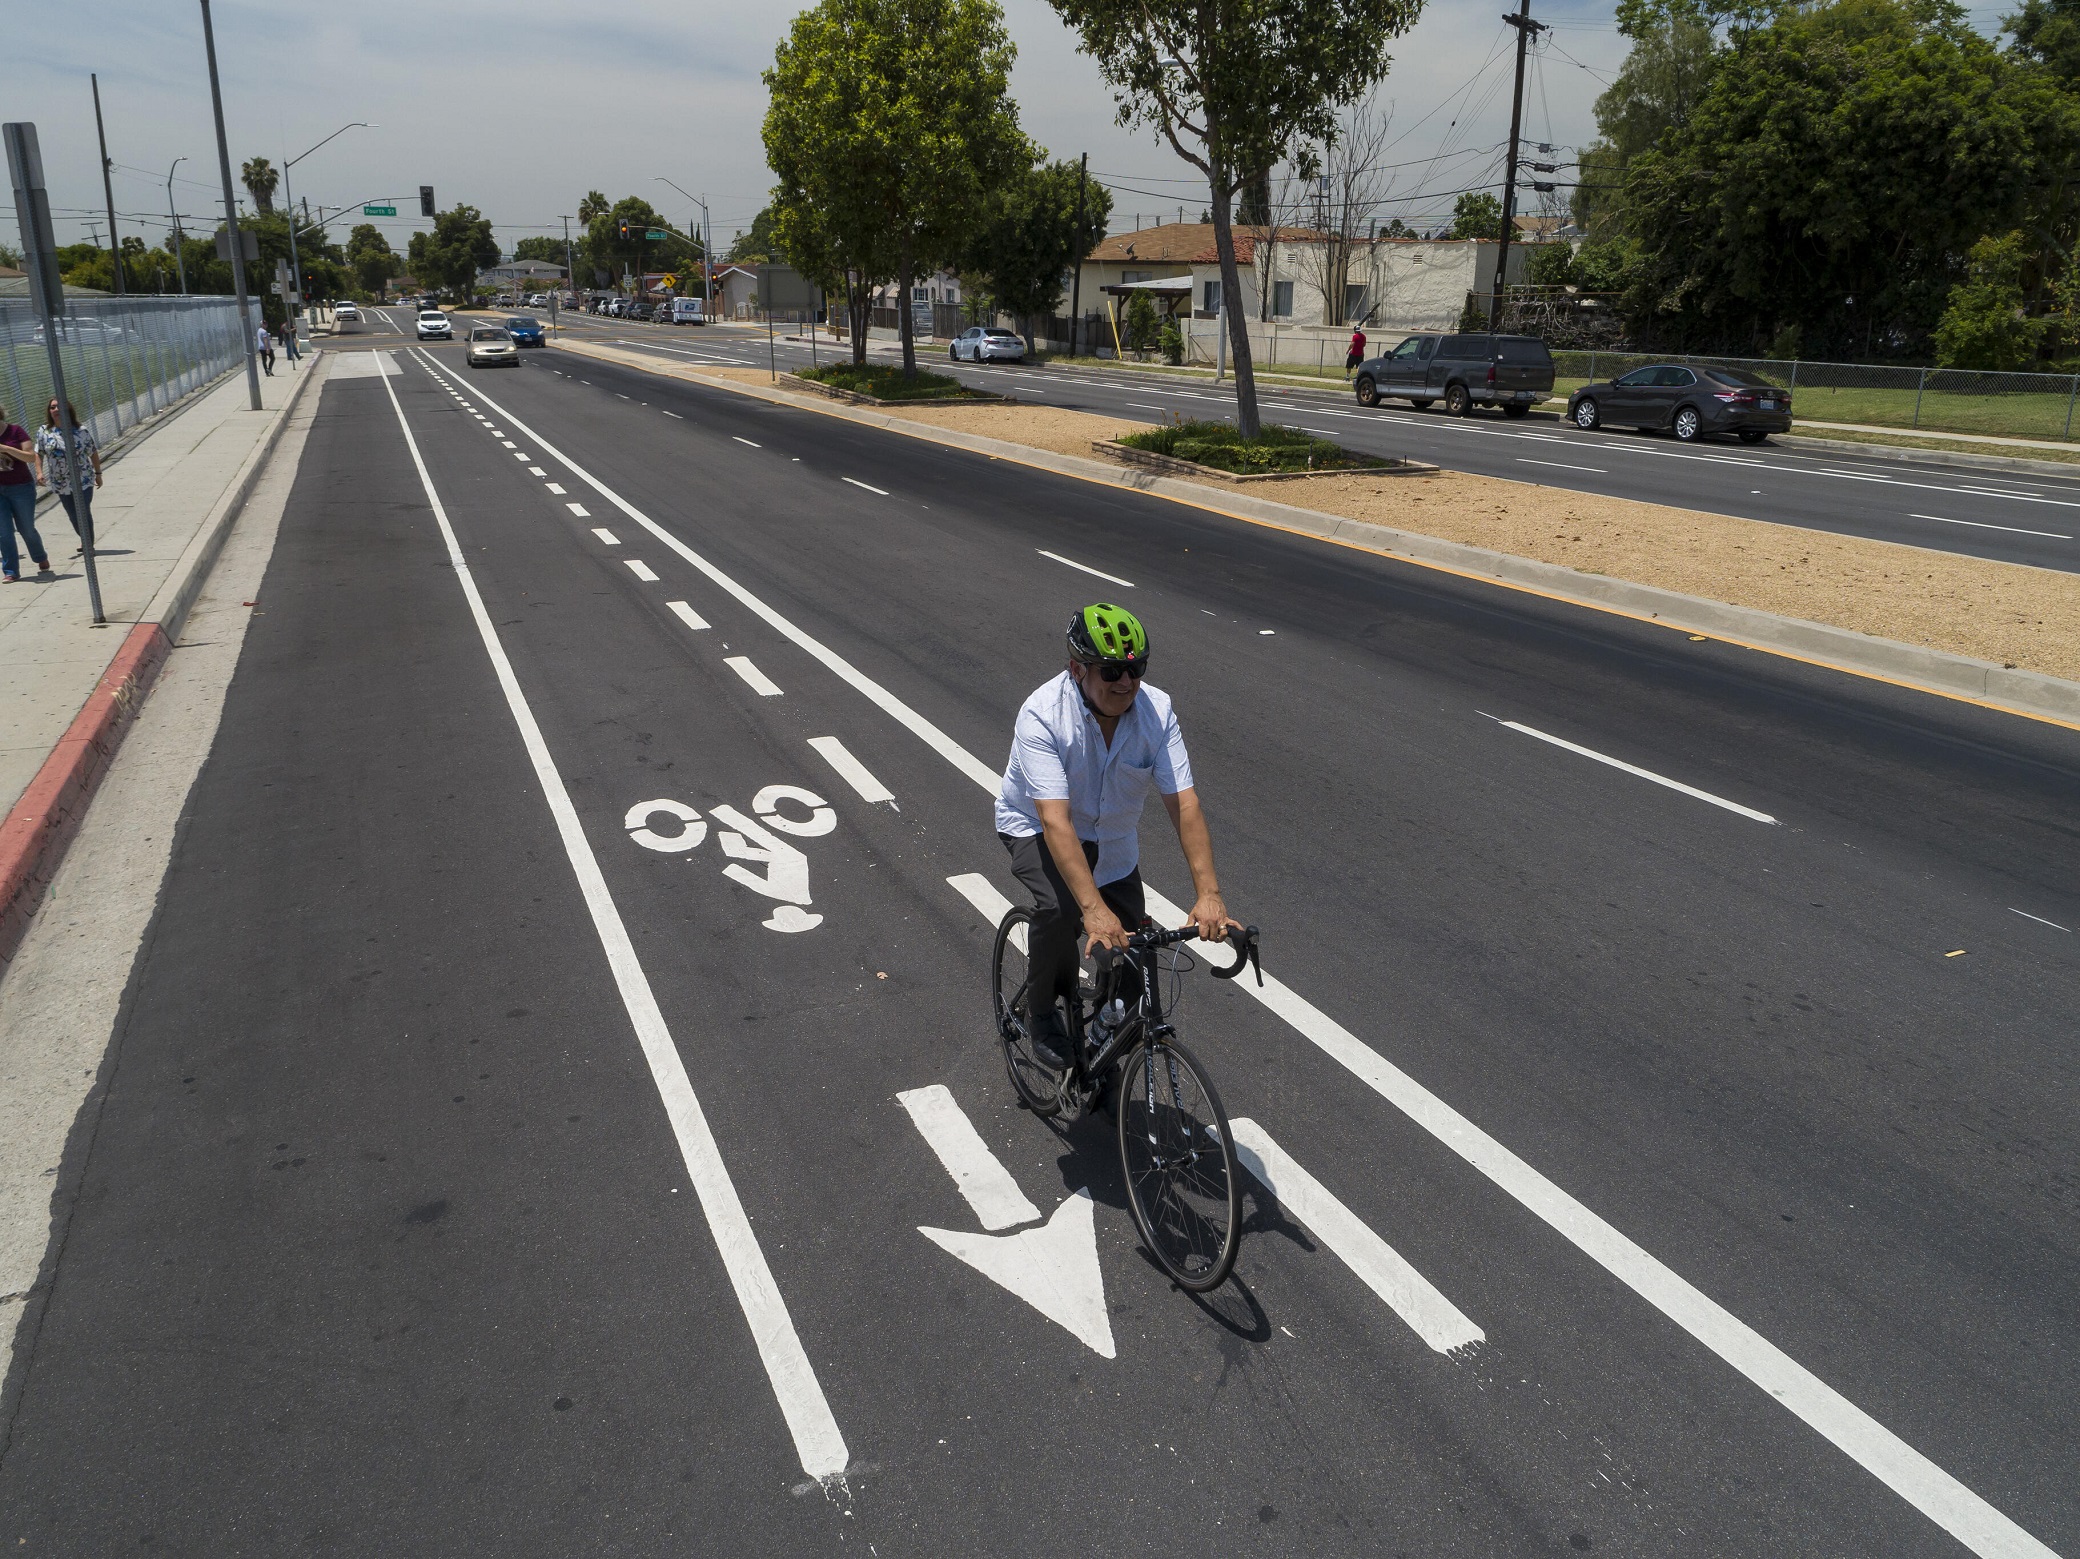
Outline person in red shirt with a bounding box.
[1345,324,1368,379]
[0,408,51,582]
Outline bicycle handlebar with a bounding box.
[1095,922,1264,987]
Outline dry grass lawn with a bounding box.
[562,343,2080,684]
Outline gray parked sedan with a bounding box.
[1567,363,1792,443]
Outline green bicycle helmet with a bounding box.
[1066,602,1149,666]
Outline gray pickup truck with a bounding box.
[1353,332,1556,418]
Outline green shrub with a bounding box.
[793,362,975,401]
[1124,291,1160,353]
[1934,232,2045,371]
[1118,419,1376,474]
[1158,319,1184,365]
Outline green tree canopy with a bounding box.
[581,197,698,289]
[728,206,780,264]
[408,205,500,296]
[346,224,398,294]
[511,236,567,265]
[1619,0,2080,355]
[1046,0,1424,433]
[1933,229,2045,366]
[961,157,1113,348]
[2008,0,2080,82]
[1572,14,1721,235]
[241,156,278,215]
[763,0,1030,374]
[577,190,610,226]
[1448,190,1502,240]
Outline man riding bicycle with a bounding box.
[995,603,1237,1069]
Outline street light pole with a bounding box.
[199,0,263,410]
[91,75,125,294]
[282,121,367,325]
[166,158,189,293]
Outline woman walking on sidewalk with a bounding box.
[34,400,103,558]
[0,410,52,582]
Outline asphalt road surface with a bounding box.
[529,309,2080,576]
[6,337,2071,1556]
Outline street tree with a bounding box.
[241,156,278,215]
[511,236,566,265]
[577,190,610,227]
[1448,190,1502,241]
[2009,0,2080,83]
[1290,92,1396,326]
[408,204,500,297]
[763,0,1031,377]
[728,206,781,264]
[1046,0,1427,436]
[1934,230,2045,368]
[962,157,1114,352]
[582,197,696,293]
[346,223,398,296]
[1571,14,1721,236]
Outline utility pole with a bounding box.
[199,0,263,410]
[1489,0,1546,331]
[167,158,188,293]
[1069,152,1088,358]
[91,75,125,294]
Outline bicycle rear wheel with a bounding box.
[1117,1035,1240,1290]
[993,907,1064,1117]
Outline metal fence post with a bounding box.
[2066,375,2078,441]
[1912,367,1927,428]
[1587,350,1596,383]
[1788,357,1799,393]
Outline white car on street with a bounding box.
[949,325,1025,363]
[416,310,453,340]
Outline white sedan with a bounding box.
[416,310,453,340]
[949,326,1026,363]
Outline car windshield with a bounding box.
[419,312,444,320]
[471,329,511,342]
[507,317,538,328]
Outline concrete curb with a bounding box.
[553,339,2080,733]
[0,357,325,969]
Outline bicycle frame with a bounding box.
[1067,941,1175,1095]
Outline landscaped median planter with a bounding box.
[779,363,1010,407]
[1094,420,1435,483]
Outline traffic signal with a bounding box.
[419,185,435,217]
[617,219,632,242]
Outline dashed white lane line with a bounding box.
[725,655,783,696]
[511,451,531,461]
[1228,1118,1484,1355]
[662,409,684,419]
[625,559,659,582]
[566,502,591,518]
[382,355,849,1485]
[1037,549,1134,588]
[499,440,517,449]
[528,465,546,476]
[592,528,620,545]
[1519,458,1609,474]
[734,436,762,448]
[666,600,710,631]
[896,1085,1040,1230]
[807,736,895,805]
[1487,716,1778,824]
[842,477,890,496]
[546,482,567,495]
[2009,907,2070,931]
[1909,513,2071,540]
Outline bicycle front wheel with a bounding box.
[993,907,1063,1117]
[1117,1035,1240,1290]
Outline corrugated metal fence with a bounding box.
[0,296,246,451]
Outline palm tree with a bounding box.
[577,190,609,226]
[241,156,278,215]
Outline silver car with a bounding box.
[949,325,1025,363]
[466,326,518,368]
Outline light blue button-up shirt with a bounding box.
[995,672,1194,886]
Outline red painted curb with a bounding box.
[0,622,171,968]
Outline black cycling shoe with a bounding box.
[1027,1006,1071,1071]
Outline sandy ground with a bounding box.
[564,345,2080,684]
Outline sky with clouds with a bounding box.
[8,0,2016,262]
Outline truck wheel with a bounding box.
[1355,374,1379,408]
[1444,383,1471,417]
[1502,402,1530,419]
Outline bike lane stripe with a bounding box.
[410,349,2057,1559]
[379,361,851,1486]
[895,1085,1041,1231]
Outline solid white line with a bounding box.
[725,655,783,696]
[624,559,659,582]
[567,502,590,518]
[378,362,848,1483]
[1037,550,1135,588]
[842,477,889,496]
[416,341,2064,1555]
[1909,513,2071,540]
[2009,907,2071,932]
[1227,1118,1484,1355]
[896,1086,1041,1231]
[666,599,710,631]
[592,528,620,545]
[546,482,567,494]
[1127,402,1167,411]
[807,736,895,804]
[734,436,762,448]
[1496,718,1778,824]
[1518,458,1608,474]
[946,872,1014,926]
[662,409,684,419]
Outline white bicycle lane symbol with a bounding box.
[624,785,836,933]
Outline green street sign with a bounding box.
[645,228,668,241]
[363,204,397,216]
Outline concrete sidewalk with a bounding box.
[0,354,321,963]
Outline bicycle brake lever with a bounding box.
[1209,925,1262,985]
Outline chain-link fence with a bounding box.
[0,295,246,452]
[1552,351,2080,442]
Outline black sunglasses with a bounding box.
[1089,656,1148,683]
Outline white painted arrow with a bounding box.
[898,1085,1116,1359]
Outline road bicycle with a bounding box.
[991,908,1263,1291]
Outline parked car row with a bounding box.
[1351,332,1792,444]
[582,296,706,324]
